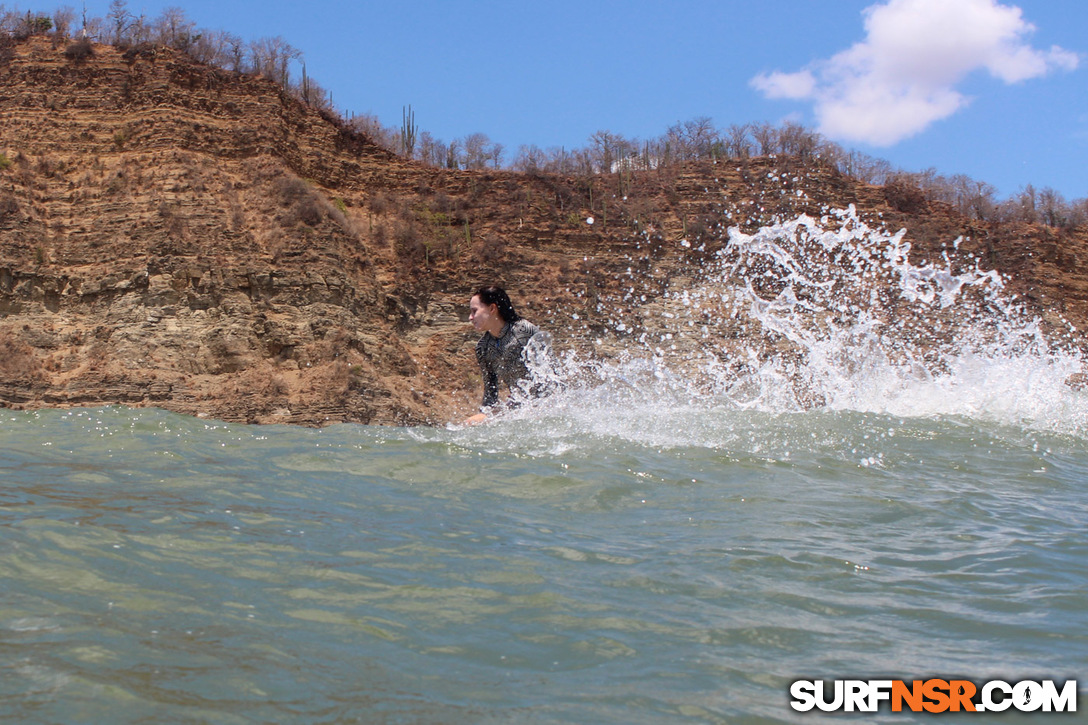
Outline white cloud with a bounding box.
[751,70,816,100]
[750,0,1081,146]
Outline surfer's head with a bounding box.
[472,285,521,326]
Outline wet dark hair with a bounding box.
[474,285,521,323]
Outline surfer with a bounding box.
[462,285,553,426]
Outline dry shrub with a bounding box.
[265,228,286,261]
[274,176,352,231]
[327,204,357,239]
[229,200,246,231]
[293,197,324,227]
[432,193,470,225]
[0,36,14,66]
[473,233,505,265]
[432,192,453,214]
[372,222,387,248]
[367,191,393,215]
[104,170,128,196]
[393,221,425,260]
[64,37,93,63]
[35,156,60,178]
[884,179,927,214]
[440,227,463,260]
[686,215,711,243]
[274,177,320,227]
[275,176,312,205]
[0,192,17,221]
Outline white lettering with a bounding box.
[844,680,869,712]
[1014,681,1043,711]
[815,680,844,712]
[1040,680,1078,712]
[868,680,893,711]
[982,680,1012,712]
[789,681,816,712]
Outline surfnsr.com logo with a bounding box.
[790,679,1078,713]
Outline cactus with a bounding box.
[400,105,417,158]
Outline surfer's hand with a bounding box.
[462,413,488,426]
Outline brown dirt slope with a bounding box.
[2,37,1086,425]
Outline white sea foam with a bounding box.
[511,207,1088,438]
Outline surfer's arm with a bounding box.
[463,346,499,426]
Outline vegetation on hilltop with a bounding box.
[1,1,1085,231]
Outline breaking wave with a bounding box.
[504,207,1088,439]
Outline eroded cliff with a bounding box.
[2,37,1086,425]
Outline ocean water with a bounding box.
[3,210,1087,723]
[2,405,1085,724]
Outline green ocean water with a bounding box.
[1,404,1085,724]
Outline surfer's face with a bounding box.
[469,295,502,335]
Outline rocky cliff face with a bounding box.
[2,37,1086,425]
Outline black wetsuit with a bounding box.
[475,319,550,410]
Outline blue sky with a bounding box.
[36,0,1087,201]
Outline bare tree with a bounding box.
[777,121,818,159]
[188,28,234,66]
[154,7,195,50]
[223,32,246,72]
[463,133,499,170]
[1068,199,1088,228]
[249,35,299,88]
[751,122,777,156]
[81,15,103,41]
[964,178,998,221]
[589,130,630,173]
[905,168,947,203]
[572,148,594,176]
[128,13,152,45]
[416,132,447,167]
[661,123,686,162]
[348,113,397,152]
[446,139,463,169]
[512,144,547,173]
[1037,187,1067,227]
[294,72,333,112]
[943,175,997,220]
[0,10,17,36]
[488,140,505,169]
[1014,184,1038,223]
[541,146,574,174]
[682,116,717,159]
[724,123,752,158]
[52,6,76,40]
[836,150,891,185]
[863,157,893,185]
[106,0,131,44]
